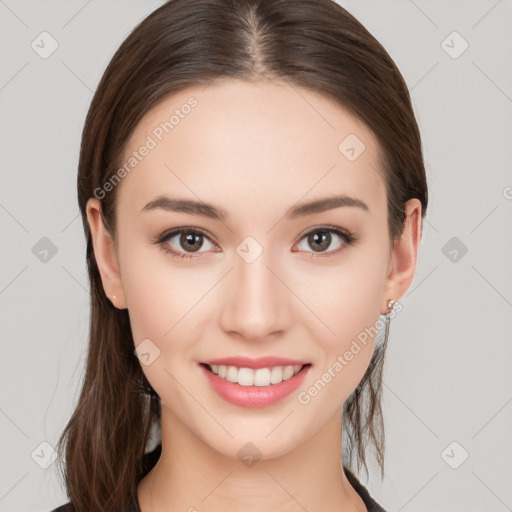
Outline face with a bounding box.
[87,78,421,460]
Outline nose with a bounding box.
[218,250,291,343]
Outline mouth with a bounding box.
[199,362,312,387]
[199,362,312,408]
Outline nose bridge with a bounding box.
[219,244,289,340]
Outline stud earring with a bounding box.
[386,299,396,314]
[382,298,396,346]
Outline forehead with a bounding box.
[117,79,386,219]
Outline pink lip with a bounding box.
[201,356,310,370]
[199,362,312,408]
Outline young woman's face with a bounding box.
[88,78,419,460]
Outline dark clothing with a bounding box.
[51,443,387,512]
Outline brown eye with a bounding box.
[155,227,217,259]
[179,231,204,252]
[295,227,355,255]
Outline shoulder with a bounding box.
[49,503,74,512]
[343,466,388,512]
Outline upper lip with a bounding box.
[201,356,311,370]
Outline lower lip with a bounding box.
[199,363,312,408]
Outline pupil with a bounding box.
[181,232,202,252]
[310,231,330,252]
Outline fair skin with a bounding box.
[86,79,422,512]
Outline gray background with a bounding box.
[0,1,511,511]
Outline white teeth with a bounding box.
[208,364,303,386]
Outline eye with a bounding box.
[294,226,356,256]
[152,227,218,259]
[152,225,357,261]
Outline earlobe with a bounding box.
[381,198,423,312]
[85,198,127,309]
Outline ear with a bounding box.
[381,198,423,314]
[85,197,127,309]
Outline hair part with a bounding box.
[56,0,428,510]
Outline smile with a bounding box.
[205,363,305,386]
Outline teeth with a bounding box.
[209,364,303,386]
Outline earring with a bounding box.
[386,299,396,314]
[383,298,396,345]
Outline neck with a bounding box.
[138,405,367,512]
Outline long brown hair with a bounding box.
[56,0,428,510]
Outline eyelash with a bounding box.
[151,225,357,260]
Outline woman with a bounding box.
[52,0,427,511]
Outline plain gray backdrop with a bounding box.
[0,1,511,511]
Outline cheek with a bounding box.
[299,251,388,400]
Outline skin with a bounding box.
[86,78,422,512]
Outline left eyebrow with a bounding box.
[140,194,369,221]
[141,196,227,220]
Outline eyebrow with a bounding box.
[140,194,369,220]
